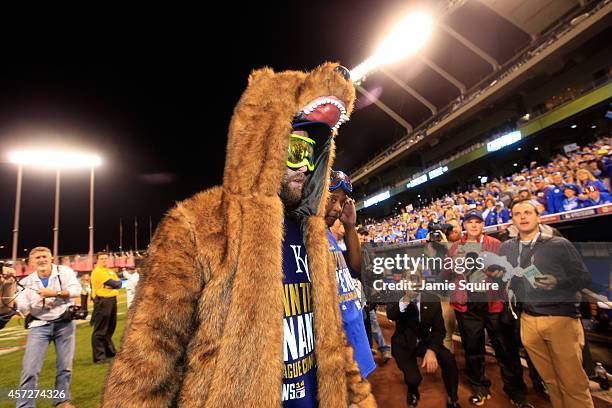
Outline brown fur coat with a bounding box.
[101,63,377,408]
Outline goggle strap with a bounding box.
[289,134,316,145]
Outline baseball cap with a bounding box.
[464,209,484,222]
[291,118,332,145]
[563,184,580,193]
[585,185,600,193]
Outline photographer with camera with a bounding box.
[15,246,80,408]
[425,218,453,244]
[1,262,18,330]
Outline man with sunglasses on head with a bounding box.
[324,170,376,379]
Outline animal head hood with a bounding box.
[223,63,356,214]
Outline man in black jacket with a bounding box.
[499,199,593,408]
[387,283,460,408]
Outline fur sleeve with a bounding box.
[345,341,378,407]
[101,205,205,407]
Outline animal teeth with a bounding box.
[300,98,347,118]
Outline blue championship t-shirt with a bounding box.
[327,230,376,378]
[282,217,318,407]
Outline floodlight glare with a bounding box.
[350,11,433,82]
[374,12,432,64]
[9,150,102,168]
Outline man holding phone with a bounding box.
[499,199,593,408]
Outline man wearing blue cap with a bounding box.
[324,170,376,380]
[561,184,582,212]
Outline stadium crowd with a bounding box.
[361,137,612,244]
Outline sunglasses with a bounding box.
[329,170,353,193]
[286,134,316,171]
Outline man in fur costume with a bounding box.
[101,63,376,408]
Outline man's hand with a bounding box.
[421,349,438,374]
[0,267,16,284]
[486,265,506,279]
[340,198,357,227]
[399,295,411,311]
[425,231,447,243]
[38,288,59,298]
[534,274,558,290]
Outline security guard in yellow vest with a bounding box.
[90,252,122,364]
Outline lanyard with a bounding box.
[519,232,539,250]
[518,232,540,266]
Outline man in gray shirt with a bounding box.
[499,199,593,408]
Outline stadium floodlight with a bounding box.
[8,148,101,263]
[9,150,102,168]
[350,11,433,83]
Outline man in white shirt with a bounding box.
[16,246,80,408]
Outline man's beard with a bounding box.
[280,174,305,211]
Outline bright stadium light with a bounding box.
[351,11,433,82]
[9,150,102,168]
[7,148,102,263]
[374,12,433,64]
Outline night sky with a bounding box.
[0,1,421,256]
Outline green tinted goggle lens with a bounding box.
[287,134,316,171]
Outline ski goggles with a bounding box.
[286,134,316,171]
[329,170,353,193]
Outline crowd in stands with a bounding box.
[361,137,612,244]
[351,0,611,181]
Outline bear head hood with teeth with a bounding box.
[101,62,377,408]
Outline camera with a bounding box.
[67,305,88,320]
[427,219,452,242]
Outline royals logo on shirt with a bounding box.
[282,217,318,407]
